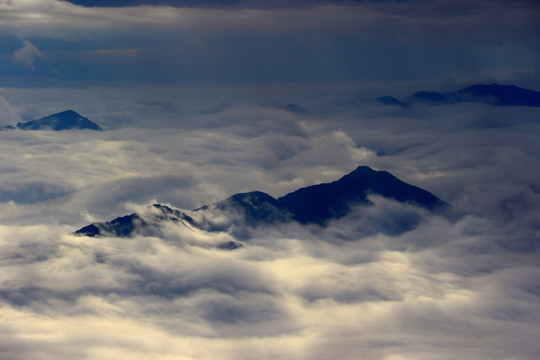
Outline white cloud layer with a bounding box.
[1,208,539,359]
[0,82,539,359]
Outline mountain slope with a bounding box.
[276,166,447,224]
[15,110,103,131]
[409,84,540,107]
[376,96,407,107]
[74,166,449,237]
[75,204,197,237]
[379,84,540,107]
[409,91,454,104]
[457,84,540,106]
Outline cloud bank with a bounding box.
[0,82,539,359]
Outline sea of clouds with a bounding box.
[1,82,539,359]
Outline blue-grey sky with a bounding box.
[1,0,539,87]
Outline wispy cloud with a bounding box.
[12,39,47,70]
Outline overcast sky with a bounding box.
[1,0,539,87]
[1,1,540,359]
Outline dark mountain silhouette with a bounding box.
[74,166,449,238]
[409,91,454,104]
[379,84,540,107]
[15,110,103,131]
[376,96,407,107]
[457,84,540,106]
[495,185,540,221]
[207,191,289,227]
[277,166,447,224]
[76,213,146,238]
[277,104,309,114]
[76,204,197,237]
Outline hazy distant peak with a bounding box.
[379,83,540,108]
[277,104,309,114]
[409,84,540,106]
[376,96,407,107]
[458,83,520,94]
[457,83,540,106]
[409,91,452,103]
[15,109,103,131]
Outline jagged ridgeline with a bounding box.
[75,166,449,239]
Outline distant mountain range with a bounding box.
[3,110,102,131]
[377,83,540,108]
[75,166,449,240]
[277,104,309,114]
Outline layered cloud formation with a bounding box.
[1,0,539,359]
[1,82,539,359]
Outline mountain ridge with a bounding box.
[378,83,540,107]
[74,166,449,238]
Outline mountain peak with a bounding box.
[376,96,407,107]
[349,165,382,176]
[277,166,447,225]
[58,109,79,115]
[212,191,286,226]
[457,83,540,106]
[75,166,449,238]
[16,109,103,131]
[409,91,452,103]
[378,83,540,108]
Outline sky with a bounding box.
[1,0,539,87]
[1,1,540,359]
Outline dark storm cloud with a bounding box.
[1,0,539,86]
